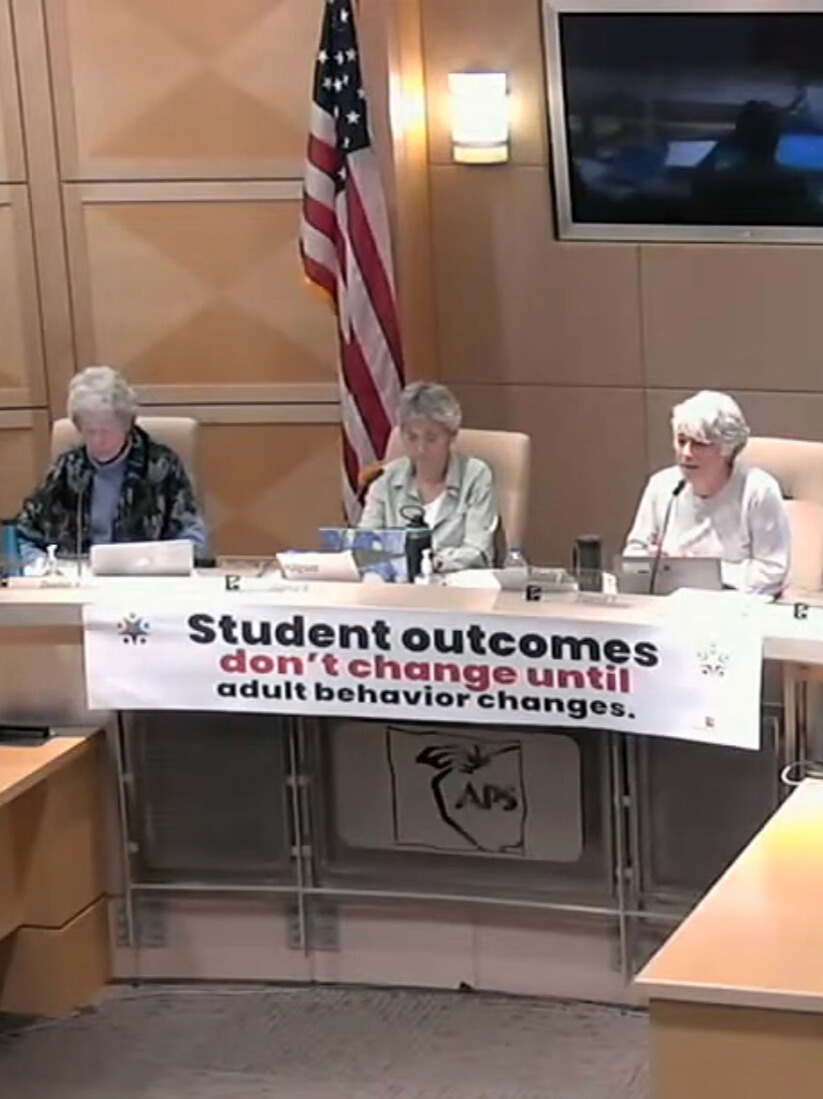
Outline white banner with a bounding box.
[82,597,763,749]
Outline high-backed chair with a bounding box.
[50,416,200,489]
[742,437,823,591]
[384,426,531,556]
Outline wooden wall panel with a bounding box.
[0,189,47,408]
[64,184,337,401]
[0,3,49,532]
[0,411,49,520]
[430,166,642,389]
[0,1,24,182]
[197,418,343,556]
[641,245,823,393]
[41,0,344,555]
[12,0,76,401]
[452,383,647,565]
[6,0,352,557]
[47,0,324,181]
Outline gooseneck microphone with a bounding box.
[648,477,686,595]
[75,478,88,577]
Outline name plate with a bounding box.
[224,575,309,595]
[760,600,823,662]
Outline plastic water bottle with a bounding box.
[0,519,20,577]
[415,547,435,585]
[503,547,529,574]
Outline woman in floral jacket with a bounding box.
[15,366,207,563]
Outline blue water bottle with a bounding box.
[1,519,21,577]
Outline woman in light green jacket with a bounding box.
[359,382,499,573]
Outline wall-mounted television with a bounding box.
[542,1,823,243]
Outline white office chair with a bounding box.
[742,437,823,591]
[50,416,200,489]
[383,426,531,555]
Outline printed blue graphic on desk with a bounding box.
[318,527,408,583]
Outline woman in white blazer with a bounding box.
[625,390,790,596]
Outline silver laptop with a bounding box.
[615,556,723,596]
[90,539,194,577]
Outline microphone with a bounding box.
[75,478,87,578]
[648,478,686,595]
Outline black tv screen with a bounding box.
[544,4,823,241]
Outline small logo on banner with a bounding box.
[697,643,729,678]
[118,613,150,645]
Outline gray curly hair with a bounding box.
[67,366,138,428]
[671,390,750,460]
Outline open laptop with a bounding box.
[615,556,723,596]
[90,539,194,578]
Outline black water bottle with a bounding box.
[573,534,602,593]
[405,518,432,583]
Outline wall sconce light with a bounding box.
[449,72,510,164]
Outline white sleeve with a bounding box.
[724,480,790,596]
[624,479,658,556]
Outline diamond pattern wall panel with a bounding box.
[198,421,343,556]
[0,191,46,408]
[67,193,337,391]
[0,411,48,519]
[49,0,325,179]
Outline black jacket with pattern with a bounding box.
[15,426,203,557]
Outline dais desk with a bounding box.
[0,730,109,1016]
[637,779,823,1099]
[1,577,823,1005]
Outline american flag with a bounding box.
[300,0,405,519]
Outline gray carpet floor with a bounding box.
[0,985,649,1099]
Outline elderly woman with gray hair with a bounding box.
[359,382,499,572]
[16,365,207,563]
[625,389,790,595]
